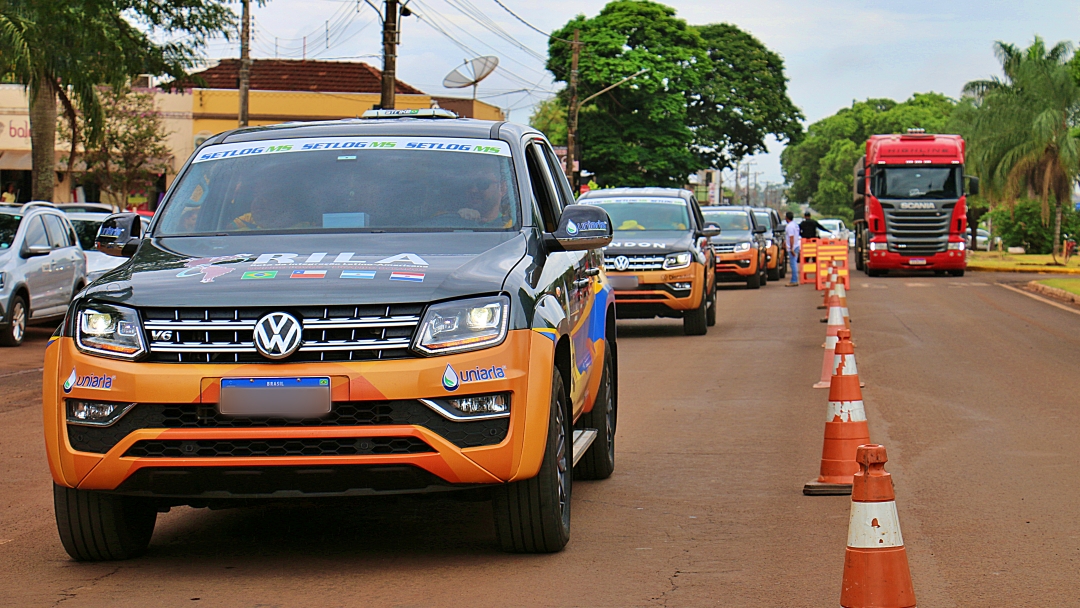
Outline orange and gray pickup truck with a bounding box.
[702,206,769,290]
[578,188,719,335]
[752,207,788,282]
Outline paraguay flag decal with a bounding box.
[389,271,425,282]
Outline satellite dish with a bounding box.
[443,56,499,99]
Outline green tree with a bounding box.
[780,93,956,219]
[0,0,233,201]
[689,23,803,170]
[960,37,1080,259]
[529,97,567,146]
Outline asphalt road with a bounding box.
[1,270,1078,606]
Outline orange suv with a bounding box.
[702,206,768,289]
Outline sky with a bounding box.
[194,0,1080,186]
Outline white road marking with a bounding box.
[905,282,932,287]
[997,283,1080,316]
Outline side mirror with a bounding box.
[753,225,767,234]
[545,204,613,251]
[967,176,980,196]
[96,213,143,258]
[700,223,721,238]
[856,179,866,195]
[22,244,51,258]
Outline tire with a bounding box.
[746,268,761,289]
[949,269,965,277]
[779,254,788,279]
[683,291,708,335]
[934,270,946,276]
[575,348,616,480]
[0,293,27,347]
[493,370,572,553]
[767,263,780,282]
[705,284,717,327]
[867,268,886,277]
[54,484,157,561]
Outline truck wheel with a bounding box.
[0,293,27,347]
[746,269,761,289]
[575,348,616,480]
[683,292,708,335]
[949,269,965,277]
[867,268,886,277]
[54,484,157,561]
[705,284,717,327]
[767,264,780,282]
[493,369,571,553]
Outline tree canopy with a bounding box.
[546,1,801,187]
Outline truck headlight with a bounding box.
[734,242,752,253]
[75,303,146,359]
[414,295,509,355]
[765,239,773,248]
[869,241,884,251]
[662,252,692,270]
[947,241,965,251]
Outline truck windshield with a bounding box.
[873,166,960,199]
[582,198,690,231]
[155,137,520,235]
[753,211,773,229]
[701,210,752,233]
[0,215,20,250]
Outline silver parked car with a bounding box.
[0,202,88,346]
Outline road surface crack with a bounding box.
[649,570,682,606]
[54,567,121,606]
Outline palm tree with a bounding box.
[0,0,234,201]
[962,37,1080,260]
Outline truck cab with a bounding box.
[853,130,977,276]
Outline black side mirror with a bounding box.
[700,223,721,238]
[967,176,980,196]
[545,204,613,252]
[753,225,767,234]
[96,213,143,258]
[856,179,866,195]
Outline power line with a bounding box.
[489,0,573,44]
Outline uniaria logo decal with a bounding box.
[63,368,115,394]
[577,220,608,232]
[566,220,579,236]
[442,364,507,392]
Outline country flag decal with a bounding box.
[340,270,376,280]
[242,271,277,279]
[390,271,425,282]
[290,270,327,279]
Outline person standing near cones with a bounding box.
[800,211,833,240]
[785,212,801,287]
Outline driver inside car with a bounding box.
[233,182,311,230]
[457,168,512,228]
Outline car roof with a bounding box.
[702,205,753,213]
[208,117,530,145]
[57,203,113,212]
[0,204,66,218]
[579,187,692,202]
[64,212,110,222]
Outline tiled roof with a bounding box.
[188,59,425,95]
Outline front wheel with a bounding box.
[867,268,886,277]
[746,268,761,289]
[683,291,708,335]
[54,484,157,561]
[949,269,965,277]
[706,284,717,327]
[575,348,616,480]
[493,370,572,553]
[0,293,27,347]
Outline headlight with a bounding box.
[734,242,752,253]
[663,252,692,270]
[765,239,773,247]
[75,303,146,359]
[414,295,510,355]
[869,241,884,251]
[947,241,965,251]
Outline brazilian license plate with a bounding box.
[219,377,331,418]
[608,275,639,290]
[908,259,927,266]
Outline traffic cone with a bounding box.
[835,280,851,326]
[840,444,916,608]
[818,264,837,309]
[805,329,870,494]
[814,307,847,388]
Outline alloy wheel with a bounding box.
[11,301,25,343]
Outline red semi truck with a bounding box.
[853,129,979,276]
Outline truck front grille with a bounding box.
[881,202,953,255]
[142,304,423,363]
[711,243,737,254]
[603,254,665,271]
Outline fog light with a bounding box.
[420,394,510,420]
[66,399,136,427]
[670,282,692,291]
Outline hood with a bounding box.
[711,231,753,244]
[84,232,526,308]
[602,231,693,255]
[85,250,126,276]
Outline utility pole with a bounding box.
[742,161,756,206]
[565,30,581,193]
[380,0,399,110]
[238,0,251,127]
[732,163,741,205]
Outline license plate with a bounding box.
[219,377,331,418]
[908,259,926,266]
[608,275,639,290]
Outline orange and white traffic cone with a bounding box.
[840,444,916,608]
[819,263,837,309]
[835,280,851,326]
[814,306,848,388]
[805,329,870,494]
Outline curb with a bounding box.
[967,263,1080,275]
[1027,281,1080,305]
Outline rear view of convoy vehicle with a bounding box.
[853,129,979,276]
[44,110,619,560]
[578,188,719,335]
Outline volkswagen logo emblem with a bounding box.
[613,255,630,271]
[253,312,303,360]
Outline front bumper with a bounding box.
[44,330,557,494]
[606,264,704,315]
[867,249,966,270]
[715,251,759,280]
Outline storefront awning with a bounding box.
[0,150,32,171]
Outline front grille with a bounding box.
[604,254,665,271]
[142,304,423,363]
[67,400,509,454]
[123,437,433,458]
[712,243,737,254]
[881,202,953,255]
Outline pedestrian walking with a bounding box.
[785,211,800,286]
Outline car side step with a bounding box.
[572,429,597,467]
